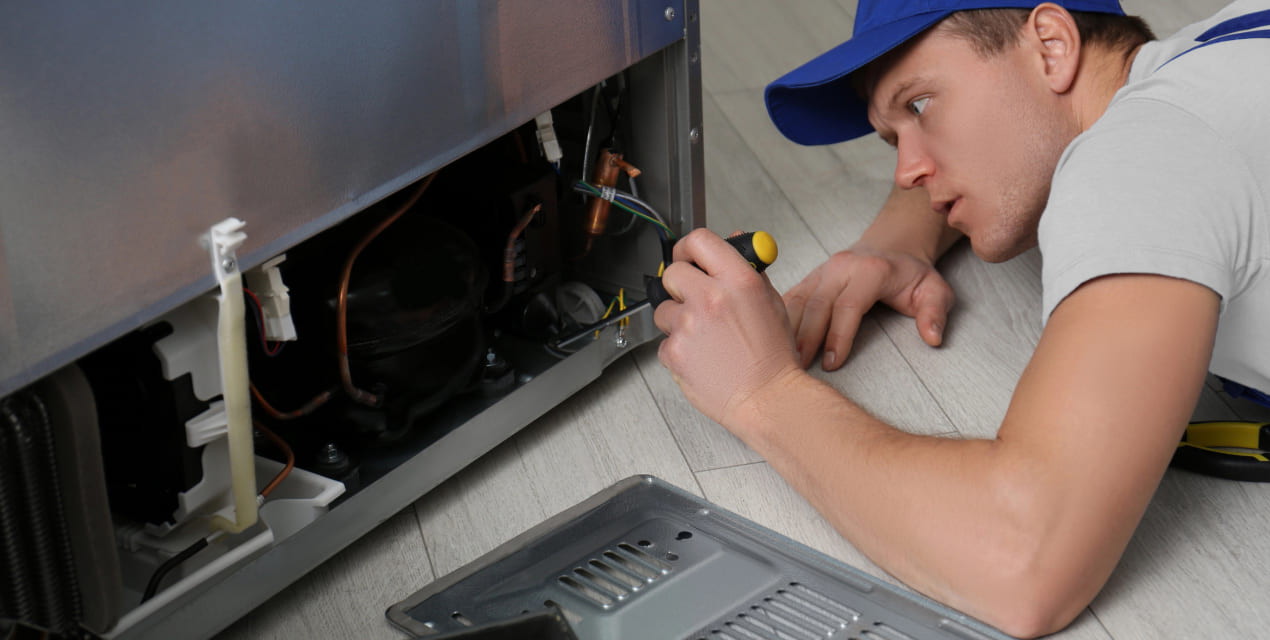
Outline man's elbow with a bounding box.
[971,491,1108,637]
[975,533,1108,637]
[984,590,1085,639]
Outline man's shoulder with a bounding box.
[1127,0,1270,96]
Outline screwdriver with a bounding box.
[553,231,778,348]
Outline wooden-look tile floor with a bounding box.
[219,1,1270,637]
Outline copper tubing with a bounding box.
[337,173,438,406]
[250,382,334,420]
[584,149,624,240]
[253,421,295,499]
[503,203,542,282]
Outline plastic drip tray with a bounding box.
[387,476,1014,640]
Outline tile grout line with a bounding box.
[868,313,964,437]
[410,502,440,583]
[630,346,711,498]
[702,89,829,264]
[1085,605,1117,640]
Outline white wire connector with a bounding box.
[244,254,298,342]
[534,111,563,166]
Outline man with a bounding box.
[653,0,1270,636]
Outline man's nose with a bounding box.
[894,136,934,189]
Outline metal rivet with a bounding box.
[689,127,702,145]
[664,7,676,21]
[690,49,699,64]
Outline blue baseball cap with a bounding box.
[764,0,1127,145]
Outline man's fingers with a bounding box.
[820,265,886,370]
[821,310,863,371]
[916,308,946,347]
[673,228,752,277]
[912,275,956,348]
[652,297,683,335]
[660,260,712,306]
[792,275,846,369]
[783,278,819,367]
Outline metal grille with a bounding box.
[388,476,1013,640]
[556,542,672,609]
[692,581,928,640]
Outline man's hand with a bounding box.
[784,243,955,370]
[653,229,803,427]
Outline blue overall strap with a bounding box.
[1157,9,1270,70]
[1219,377,1270,410]
[1162,9,1270,405]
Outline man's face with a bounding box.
[866,25,1078,263]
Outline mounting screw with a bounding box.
[317,442,347,465]
[689,127,702,145]
[221,257,236,273]
[615,329,629,349]
[664,7,676,21]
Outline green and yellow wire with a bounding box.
[595,289,630,338]
[576,181,676,239]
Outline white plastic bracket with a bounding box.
[200,218,258,534]
[185,400,229,448]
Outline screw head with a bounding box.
[221,257,236,273]
[689,127,702,145]
[664,6,676,21]
[317,442,347,465]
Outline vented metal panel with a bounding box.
[388,476,1015,640]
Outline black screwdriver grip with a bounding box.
[646,231,777,309]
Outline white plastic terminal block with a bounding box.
[244,254,298,342]
[534,110,563,165]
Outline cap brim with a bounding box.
[764,11,951,146]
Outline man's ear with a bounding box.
[1028,3,1081,94]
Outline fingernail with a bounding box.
[824,350,837,369]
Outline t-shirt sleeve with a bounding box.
[1038,97,1253,322]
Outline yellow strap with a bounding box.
[1185,421,1266,450]
[1178,442,1270,462]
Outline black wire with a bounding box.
[140,537,209,603]
[601,73,627,149]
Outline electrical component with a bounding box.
[245,255,298,343]
[534,111,563,166]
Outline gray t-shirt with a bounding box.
[1039,0,1270,393]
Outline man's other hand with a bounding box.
[784,244,955,371]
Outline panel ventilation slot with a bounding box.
[692,581,932,640]
[556,541,672,610]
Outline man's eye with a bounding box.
[908,97,930,116]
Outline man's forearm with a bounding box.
[726,368,1060,636]
[857,185,961,264]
